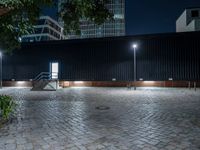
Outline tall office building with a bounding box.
[58,0,125,39]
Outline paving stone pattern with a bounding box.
[0,87,200,150]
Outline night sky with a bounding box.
[126,0,200,35]
[43,0,200,36]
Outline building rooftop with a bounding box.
[21,31,200,46]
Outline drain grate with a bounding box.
[96,106,110,110]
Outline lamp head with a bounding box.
[133,44,137,49]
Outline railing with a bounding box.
[33,72,58,81]
[33,72,50,81]
[32,72,59,91]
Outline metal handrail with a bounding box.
[36,75,50,81]
[34,72,50,81]
[33,72,58,81]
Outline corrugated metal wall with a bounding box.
[2,32,200,81]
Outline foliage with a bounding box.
[0,0,52,52]
[59,0,113,35]
[0,95,16,120]
[0,0,113,52]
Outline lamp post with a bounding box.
[0,51,2,89]
[132,44,137,90]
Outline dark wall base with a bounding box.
[3,81,33,87]
[2,81,200,88]
[59,81,200,88]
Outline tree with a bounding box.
[0,0,113,52]
[59,0,113,35]
[0,0,52,52]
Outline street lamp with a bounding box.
[0,51,2,89]
[132,44,137,90]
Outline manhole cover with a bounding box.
[96,106,110,110]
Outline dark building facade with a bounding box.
[2,32,200,85]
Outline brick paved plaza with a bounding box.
[0,87,200,150]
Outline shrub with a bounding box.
[0,95,16,120]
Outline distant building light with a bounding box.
[114,14,124,19]
[18,37,22,42]
[139,78,143,81]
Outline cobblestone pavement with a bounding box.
[0,87,200,150]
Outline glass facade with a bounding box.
[58,0,125,39]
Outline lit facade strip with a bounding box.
[22,33,58,40]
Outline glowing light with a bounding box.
[139,78,143,81]
[143,81,155,83]
[63,81,70,87]
[18,37,22,42]
[132,44,137,48]
[168,78,173,81]
[114,14,124,19]
[74,81,84,84]
[17,81,26,85]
